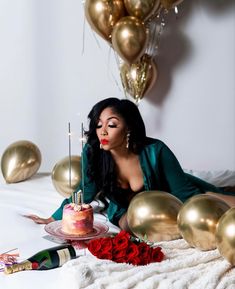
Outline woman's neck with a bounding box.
[110,147,134,161]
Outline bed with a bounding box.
[0,170,235,289]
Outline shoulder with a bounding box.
[143,137,168,150]
[140,138,174,159]
[139,138,169,167]
[140,138,178,167]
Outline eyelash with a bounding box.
[96,124,117,128]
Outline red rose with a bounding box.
[151,247,164,262]
[87,239,102,256]
[113,231,130,249]
[138,242,151,255]
[87,231,164,266]
[130,256,141,266]
[100,237,113,253]
[126,242,139,261]
[114,257,127,263]
[97,251,113,260]
[117,230,130,239]
[112,246,126,260]
[138,242,153,265]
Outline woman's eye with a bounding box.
[108,124,117,128]
[96,124,102,129]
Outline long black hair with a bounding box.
[85,97,146,204]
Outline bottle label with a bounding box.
[57,248,71,266]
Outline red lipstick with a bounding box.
[101,139,109,145]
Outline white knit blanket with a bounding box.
[58,239,235,289]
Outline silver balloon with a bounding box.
[127,190,183,242]
[1,140,41,183]
[51,155,81,198]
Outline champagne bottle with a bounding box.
[4,244,76,274]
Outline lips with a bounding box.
[101,139,109,145]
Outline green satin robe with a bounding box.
[52,138,228,226]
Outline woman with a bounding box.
[26,97,235,230]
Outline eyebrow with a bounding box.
[107,116,119,121]
[98,116,120,121]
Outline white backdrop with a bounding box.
[0,0,234,173]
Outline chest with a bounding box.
[115,156,144,192]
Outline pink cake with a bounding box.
[61,203,94,235]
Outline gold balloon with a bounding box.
[1,140,41,183]
[177,194,230,251]
[160,0,184,10]
[85,0,125,42]
[120,54,157,102]
[127,191,183,242]
[124,0,161,21]
[216,208,235,265]
[112,16,148,64]
[51,155,81,198]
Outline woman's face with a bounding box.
[96,107,128,151]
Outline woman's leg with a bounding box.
[187,173,235,206]
[206,191,235,207]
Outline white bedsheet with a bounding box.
[0,171,234,289]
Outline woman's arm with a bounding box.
[25,144,97,224]
[24,215,55,224]
[23,196,72,224]
[158,144,203,202]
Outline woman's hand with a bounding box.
[23,214,55,224]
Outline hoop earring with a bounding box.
[100,143,103,149]
[126,132,130,149]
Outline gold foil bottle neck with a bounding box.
[4,260,32,274]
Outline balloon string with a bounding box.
[84,22,122,93]
[113,51,128,99]
[145,9,166,57]
[111,49,124,93]
[108,46,121,91]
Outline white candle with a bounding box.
[81,122,85,205]
[68,122,74,203]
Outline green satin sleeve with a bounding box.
[106,202,127,226]
[157,144,203,202]
[140,139,207,202]
[52,197,71,220]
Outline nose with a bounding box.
[101,130,108,136]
